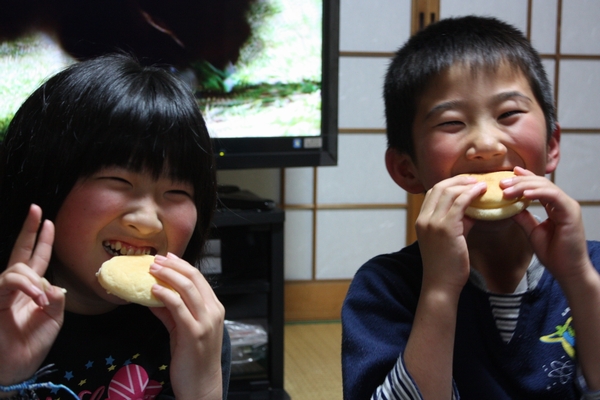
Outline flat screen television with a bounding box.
[0,0,339,170]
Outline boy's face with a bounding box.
[402,62,559,192]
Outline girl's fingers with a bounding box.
[165,253,222,310]
[0,266,50,307]
[150,254,222,322]
[8,205,55,277]
[28,220,55,276]
[8,204,44,265]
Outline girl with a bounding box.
[0,54,229,400]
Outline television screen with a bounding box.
[0,0,339,169]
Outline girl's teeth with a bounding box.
[103,241,151,255]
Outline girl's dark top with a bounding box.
[38,304,230,400]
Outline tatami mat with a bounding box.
[284,321,343,399]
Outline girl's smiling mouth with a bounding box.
[103,240,155,256]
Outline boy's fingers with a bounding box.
[512,210,539,238]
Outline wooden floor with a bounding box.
[284,321,343,400]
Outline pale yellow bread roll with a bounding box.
[97,255,177,307]
[461,171,531,221]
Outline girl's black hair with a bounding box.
[0,53,216,269]
[384,15,556,160]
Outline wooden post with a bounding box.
[406,0,439,244]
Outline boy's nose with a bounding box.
[122,199,163,236]
[465,127,507,160]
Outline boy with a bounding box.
[342,15,600,399]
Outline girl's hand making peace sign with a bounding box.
[0,204,66,388]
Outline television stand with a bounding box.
[208,207,290,399]
[217,185,276,211]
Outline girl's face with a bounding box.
[52,166,197,314]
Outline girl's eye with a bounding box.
[102,176,132,186]
[167,189,193,197]
[165,183,194,199]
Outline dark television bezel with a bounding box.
[212,0,339,170]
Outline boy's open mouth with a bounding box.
[103,240,155,256]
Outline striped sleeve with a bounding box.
[577,366,600,400]
[371,353,459,400]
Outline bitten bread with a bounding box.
[461,171,531,221]
[97,255,176,307]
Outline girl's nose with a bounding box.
[122,199,163,236]
[465,126,507,160]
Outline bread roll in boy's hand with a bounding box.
[97,255,178,307]
[460,171,531,220]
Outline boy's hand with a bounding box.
[405,175,487,398]
[416,175,487,293]
[507,170,600,391]
[506,167,591,282]
[0,204,65,387]
[149,253,225,400]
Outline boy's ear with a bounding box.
[385,148,425,194]
[545,123,561,174]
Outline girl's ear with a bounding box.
[385,148,425,194]
[545,123,561,174]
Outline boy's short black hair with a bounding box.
[384,15,556,160]
[0,53,216,268]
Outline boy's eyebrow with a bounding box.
[493,90,533,104]
[424,100,462,120]
[424,91,533,120]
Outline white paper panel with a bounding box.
[582,206,600,241]
[284,167,315,205]
[554,134,600,201]
[531,0,558,54]
[316,209,406,279]
[317,134,407,204]
[340,0,411,52]
[561,0,600,55]
[284,210,314,280]
[558,60,600,128]
[338,57,389,129]
[440,0,528,33]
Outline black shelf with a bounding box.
[214,279,271,295]
[209,208,289,400]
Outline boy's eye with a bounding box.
[439,120,462,126]
[499,110,523,119]
[436,120,464,132]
